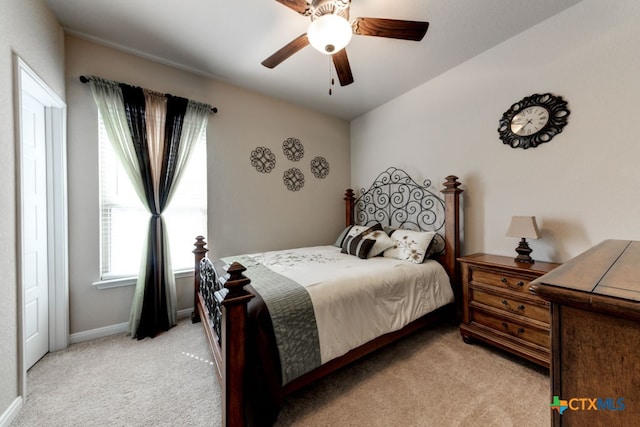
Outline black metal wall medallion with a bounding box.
[250,147,276,173]
[283,167,305,191]
[498,93,570,149]
[310,156,330,179]
[282,137,304,161]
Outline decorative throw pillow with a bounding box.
[341,235,376,259]
[383,229,437,264]
[366,230,397,258]
[341,223,383,258]
[333,225,354,247]
[424,233,445,259]
[383,225,397,236]
[334,225,369,247]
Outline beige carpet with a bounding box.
[12,319,550,426]
[11,318,221,427]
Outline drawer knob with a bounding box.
[517,281,525,287]
[501,277,507,283]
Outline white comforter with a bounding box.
[248,245,454,364]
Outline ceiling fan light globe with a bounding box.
[307,14,352,55]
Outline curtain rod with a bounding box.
[79,75,218,114]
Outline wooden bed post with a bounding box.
[192,235,208,323]
[344,188,355,226]
[441,176,463,320]
[220,262,255,427]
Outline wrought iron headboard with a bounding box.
[354,167,446,253]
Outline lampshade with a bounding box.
[506,216,541,239]
[307,14,353,54]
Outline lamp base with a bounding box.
[514,238,535,264]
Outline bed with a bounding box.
[191,167,463,426]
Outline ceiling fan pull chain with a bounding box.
[329,56,335,95]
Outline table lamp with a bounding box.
[506,216,540,264]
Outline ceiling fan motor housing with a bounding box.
[309,0,350,20]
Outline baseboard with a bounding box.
[69,308,194,344]
[69,321,128,344]
[0,397,22,427]
[176,308,194,320]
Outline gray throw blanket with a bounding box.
[225,255,322,385]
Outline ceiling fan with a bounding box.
[262,0,429,87]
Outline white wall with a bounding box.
[351,0,640,263]
[0,0,65,421]
[65,36,350,334]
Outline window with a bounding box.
[99,116,207,279]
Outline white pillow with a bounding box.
[383,230,437,264]
[366,230,396,258]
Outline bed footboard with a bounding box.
[192,236,254,427]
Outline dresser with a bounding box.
[458,253,560,367]
[530,239,640,426]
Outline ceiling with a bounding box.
[46,0,583,121]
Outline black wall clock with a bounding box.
[498,93,570,149]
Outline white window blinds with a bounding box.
[99,115,207,278]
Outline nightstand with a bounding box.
[458,253,560,368]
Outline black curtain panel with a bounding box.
[159,96,188,211]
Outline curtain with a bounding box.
[88,76,210,339]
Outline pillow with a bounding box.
[425,233,445,259]
[383,225,397,237]
[341,235,376,259]
[333,225,354,247]
[383,229,437,264]
[341,223,383,258]
[333,225,370,247]
[365,230,396,258]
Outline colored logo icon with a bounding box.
[551,396,569,415]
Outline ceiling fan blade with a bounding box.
[352,18,429,41]
[262,34,310,69]
[332,49,354,86]
[275,0,310,15]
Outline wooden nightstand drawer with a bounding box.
[471,287,550,324]
[470,308,550,350]
[470,268,532,294]
[458,253,560,368]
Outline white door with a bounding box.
[21,90,49,369]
